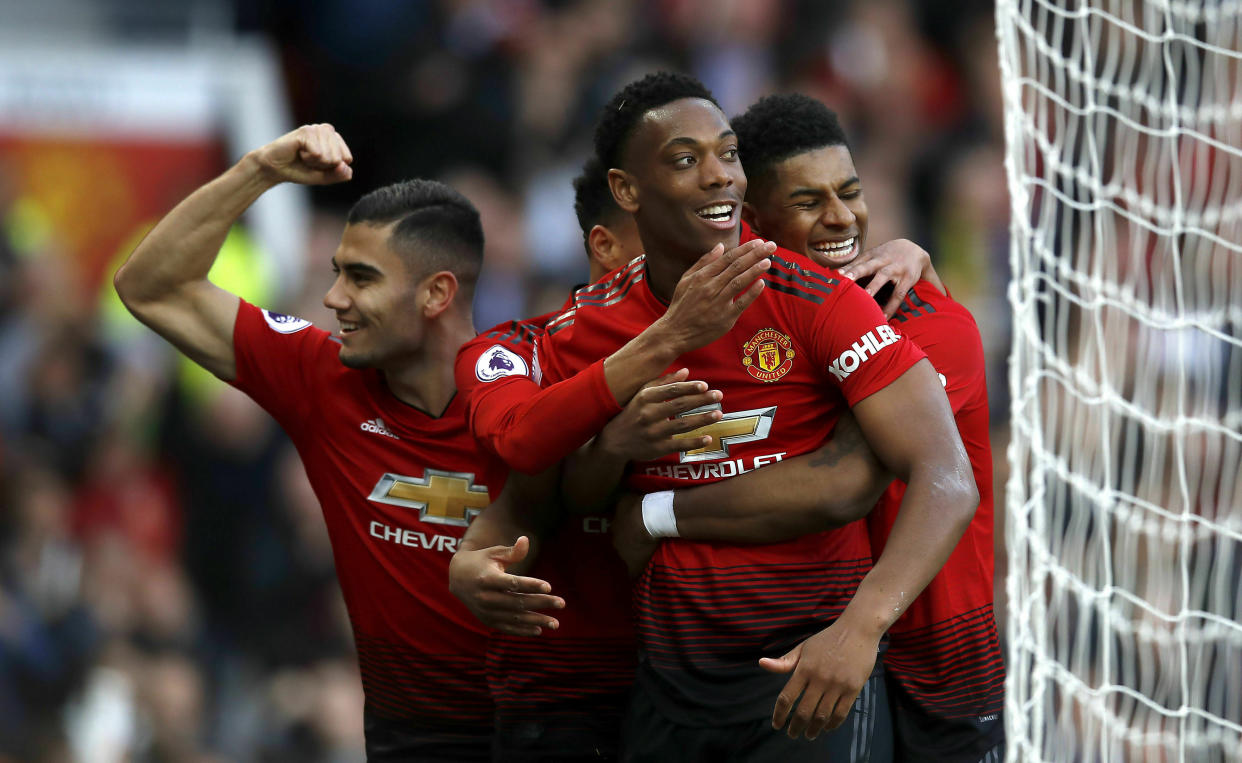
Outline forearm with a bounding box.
[459,470,560,573]
[838,462,976,637]
[559,439,628,514]
[920,262,947,296]
[601,322,682,405]
[115,153,275,307]
[470,365,621,475]
[674,421,889,542]
[673,458,888,544]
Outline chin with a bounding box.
[337,348,371,369]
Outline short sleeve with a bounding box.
[811,278,927,406]
[230,299,333,432]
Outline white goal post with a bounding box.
[997,1,1242,761]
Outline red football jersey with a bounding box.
[868,283,1005,723]
[454,301,636,733]
[453,300,621,475]
[536,245,926,724]
[230,300,507,730]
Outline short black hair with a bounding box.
[732,93,850,189]
[572,156,626,253]
[346,179,484,285]
[594,71,720,170]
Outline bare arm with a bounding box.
[765,358,977,739]
[113,124,352,380]
[608,412,890,576]
[448,469,566,636]
[665,412,886,540]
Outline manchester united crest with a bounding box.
[742,328,795,382]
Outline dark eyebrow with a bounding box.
[663,129,737,151]
[332,259,383,278]
[787,176,860,199]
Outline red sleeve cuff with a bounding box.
[469,358,623,474]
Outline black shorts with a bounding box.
[493,700,625,762]
[364,709,492,762]
[620,672,892,763]
[886,675,1004,763]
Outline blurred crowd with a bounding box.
[0,0,1010,760]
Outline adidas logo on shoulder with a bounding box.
[360,418,400,440]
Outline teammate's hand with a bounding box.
[251,124,354,186]
[837,238,941,318]
[448,536,564,637]
[655,239,775,354]
[760,618,881,740]
[610,492,660,579]
[595,369,723,463]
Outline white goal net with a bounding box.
[997,1,1242,761]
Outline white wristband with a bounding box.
[641,490,679,538]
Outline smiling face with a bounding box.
[743,145,869,269]
[322,222,428,370]
[610,97,746,271]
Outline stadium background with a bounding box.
[0,0,1009,759]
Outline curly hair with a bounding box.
[593,71,719,170]
[732,93,850,188]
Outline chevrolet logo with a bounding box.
[368,470,490,526]
[672,404,777,463]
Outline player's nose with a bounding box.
[699,153,733,190]
[323,276,350,311]
[820,196,855,228]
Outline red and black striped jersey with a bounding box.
[867,282,1005,731]
[535,235,926,724]
[454,292,637,736]
[230,300,507,731]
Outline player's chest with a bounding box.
[314,400,502,527]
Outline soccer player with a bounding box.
[536,72,979,761]
[114,124,508,761]
[731,93,1005,762]
[451,156,776,762]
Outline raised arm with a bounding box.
[764,358,977,740]
[113,124,352,380]
[460,239,775,475]
[609,412,891,576]
[600,239,774,402]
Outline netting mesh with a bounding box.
[997,0,1242,760]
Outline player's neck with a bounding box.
[383,315,475,416]
[643,253,687,304]
[643,229,742,303]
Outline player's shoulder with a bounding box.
[468,315,546,353]
[239,300,335,352]
[759,247,846,307]
[891,282,979,331]
[544,255,647,338]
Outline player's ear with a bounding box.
[421,271,459,318]
[741,201,762,235]
[608,168,639,214]
[588,225,626,273]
